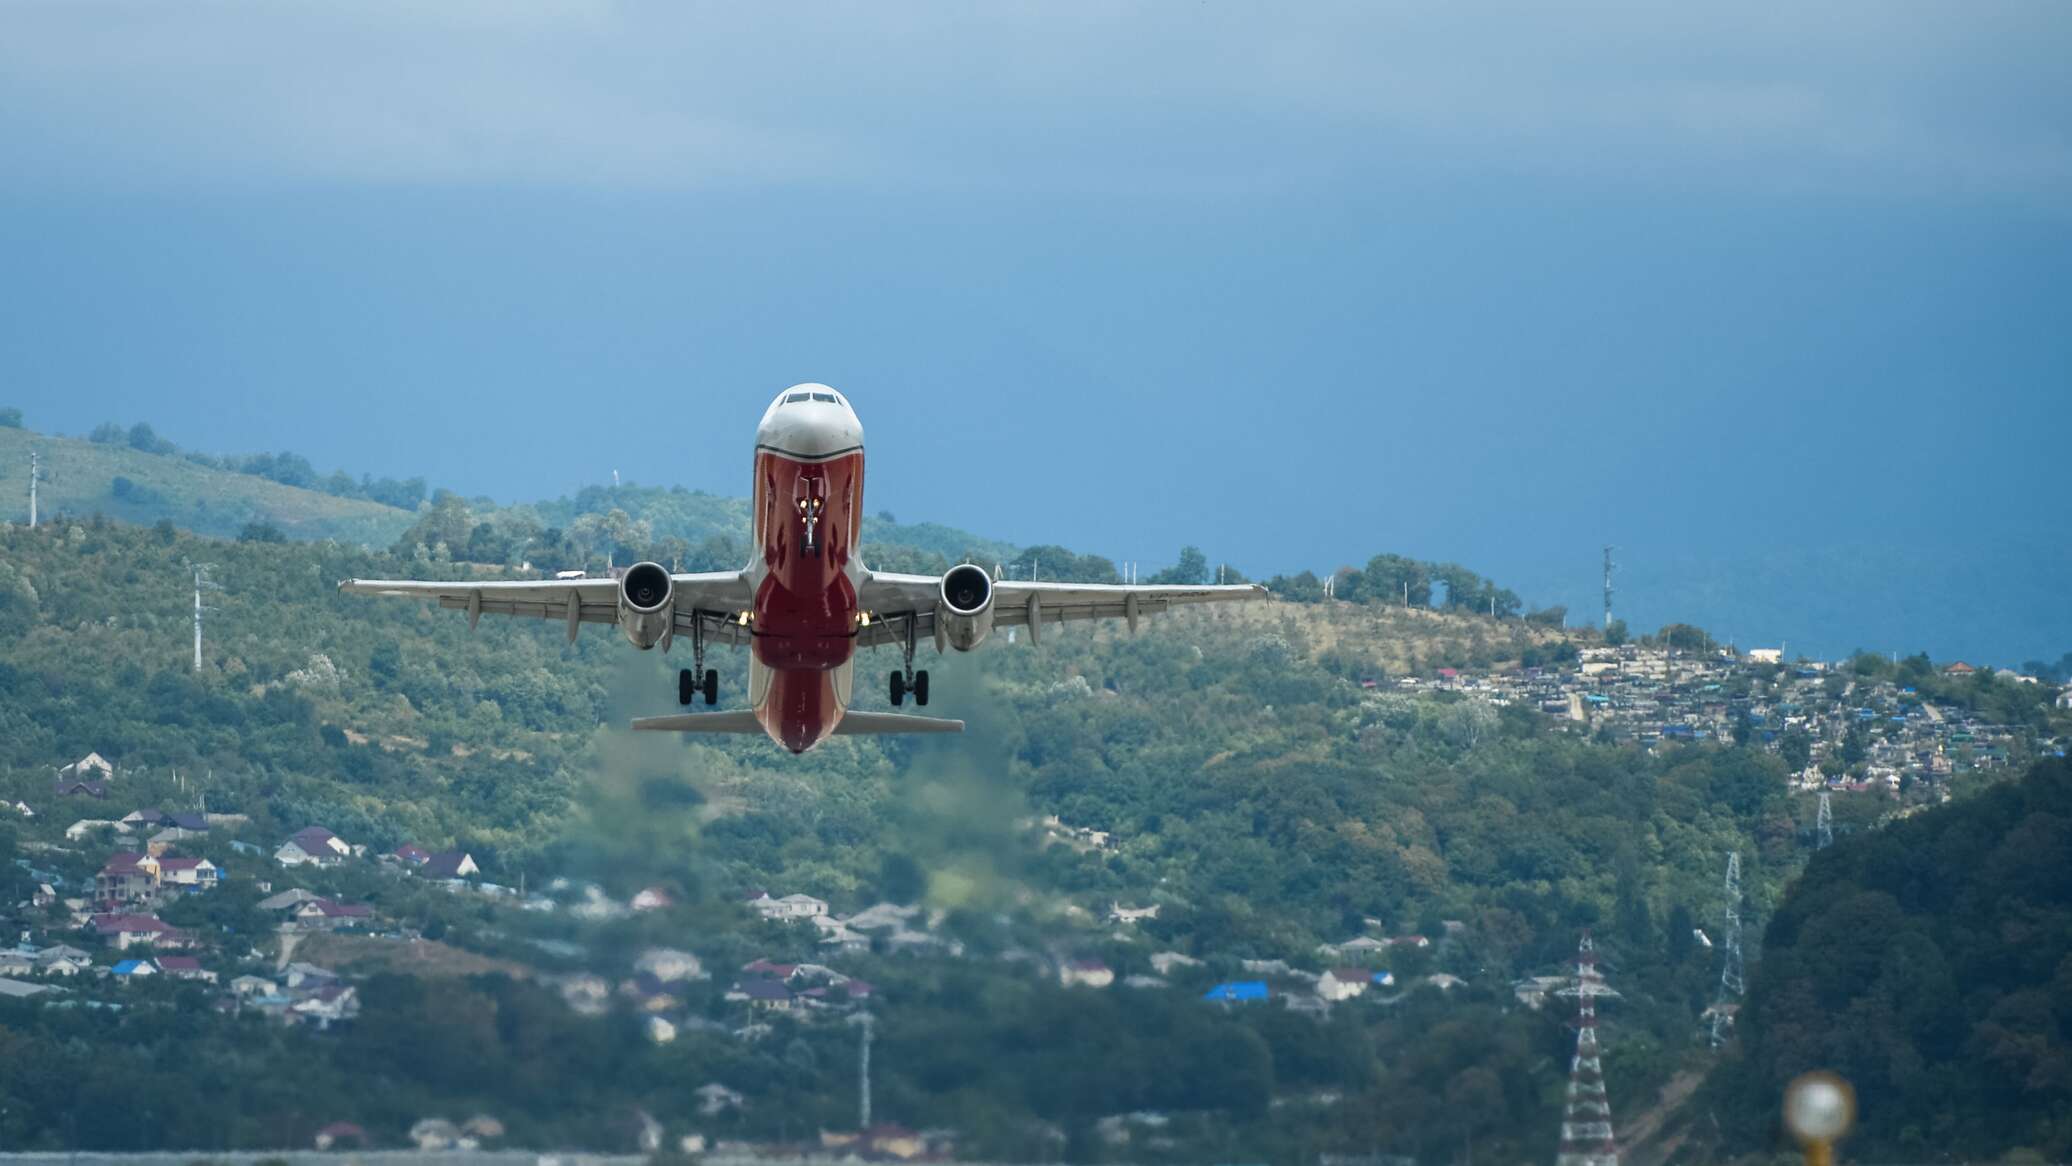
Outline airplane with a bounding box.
[339,384,1269,753]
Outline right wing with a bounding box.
[338,571,755,644]
[629,711,962,735]
[854,571,1269,648]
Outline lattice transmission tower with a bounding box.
[1816,791,1833,850]
[1555,932,1621,1166]
[1707,851,1745,1047]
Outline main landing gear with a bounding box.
[680,667,718,707]
[889,616,928,707]
[890,668,929,707]
[678,619,717,706]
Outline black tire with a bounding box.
[702,669,719,706]
[914,670,930,707]
[678,668,696,707]
[889,670,906,707]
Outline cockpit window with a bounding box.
[811,392,837,403]
[785,392,811,404]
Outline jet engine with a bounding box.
[936,563,995,651]
[617,561,675,649]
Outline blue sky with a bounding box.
[2,2,2067,661]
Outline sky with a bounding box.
[2,2,2068,662]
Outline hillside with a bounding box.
[0,425,414,545]
[0,518,1813,1159]
[1703,756,2072,1162]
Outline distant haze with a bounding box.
[1,3,2066,664]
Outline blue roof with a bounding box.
[111,959,149,975]
[1203,981,1269,1002]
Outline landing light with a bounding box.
[858,612,871,628]
[739,611,752,627]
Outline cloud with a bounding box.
[0,1,2064,198]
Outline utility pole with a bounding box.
[191,564,218,672]
[1816,791,1833,850]
[857,1011,874,1130]
[27,448,39,528]
[1709,851,1745,1047]
[1601,545,1617,632]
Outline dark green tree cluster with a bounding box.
[1710,757,2072,1161]
[1267,552,1523,618]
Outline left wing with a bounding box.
[338,571,755,645]
[855,571,1268,648]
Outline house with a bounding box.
[752,892,829,921]
[276,826,350,867]
[409,1119,464,1152]
[1327,935,1388,957]
[59,752,116,782]
[110,958,158,980]
[64,818,130,842]
[258,887,321,912]
[95,851,162,904]
[846,901,923,931]
[53,781,107,799]
[314,1122,367,1151]
[1149,951,1203,976]
[89,913,183,950]
[2057,685,2072,712]
[424,850,479,880]
[1747,648,1784,665]
[231,974,279,998]
[1109,902,1160,924]
[0,977,60,999]
[1424,973,1466,991]
[5,800,32,818]
[633,948,704,983]
[742,959,801,981]
[1202,981,1270,1003]
[0,951,34,977]
[392,843,431,866]
[1058,959,1114,989]
[695,1082,746,1116]
[31,883,58,908]
[1942,661,1975,677]
[292,983,360,1026]
[294,899,373,931]
[155,955,216,983]
[630,886,673,912]
[283,962,341,989]
[1318,968,1375,1002]
[1387,935,1431,949]
[156,857,220,891]
[735,978,794,1010]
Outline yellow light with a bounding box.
[858,612,871,627]
[738,611,752,626]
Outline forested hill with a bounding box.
[1708,756,2072,1162]
[0,422,415,545]
[0,518,1815,1160]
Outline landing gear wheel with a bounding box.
[914,670,930,707]
[701,669,719,706]
[678,668,696,707]
[889,670,907,708]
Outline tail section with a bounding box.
[831,711,964,735]
[629,710,963,736]
[631,712,765,734]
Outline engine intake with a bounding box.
[936,563,995,651]
[617,561,675,650]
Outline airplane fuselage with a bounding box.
[747,385,867,752]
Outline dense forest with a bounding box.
[1707,757,2072,1162]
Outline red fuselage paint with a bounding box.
[750,447,863,752]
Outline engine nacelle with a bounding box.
[617,561,675,650]
[936,563,995,651]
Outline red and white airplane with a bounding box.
[341,384,1267,753]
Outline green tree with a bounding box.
[1150,546,1208,586]
[0,407,21,428]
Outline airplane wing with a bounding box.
[337,571,755,645]
[629,710,963,735]
[854,571,1268,648]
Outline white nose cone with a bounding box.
[757,383,864,460]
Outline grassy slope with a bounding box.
[0,426,415,545]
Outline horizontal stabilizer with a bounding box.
[631,712,765,734]
[832,711,964,735]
